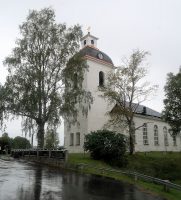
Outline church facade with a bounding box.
[64,32,181,153]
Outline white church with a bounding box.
[64,32,181,153]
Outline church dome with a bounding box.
[80,46,113,65]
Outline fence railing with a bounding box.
[11,148,68,161]
[76,163,181,192]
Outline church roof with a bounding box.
[112,103,162,119]
[80,46,114,65]
[134,104,161,118]
[81,33,98,40]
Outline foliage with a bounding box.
[12,136,31,149]
[163,68,181,135]
[44,129,59,149]
[0,85,7,130]
[127,152,181,183]
[99,50,158,154]
[84,130,127,167]
[0,133,12,152]
[3,8,92,148]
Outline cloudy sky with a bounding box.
[0,0,180,143]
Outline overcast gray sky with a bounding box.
[0,0,180,143]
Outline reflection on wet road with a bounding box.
[0,158,164,200]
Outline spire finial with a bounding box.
[87,26,91,34]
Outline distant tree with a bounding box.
[0,84,6,130]
[0,133,12,152]
[84,130,127,167]
[3,8,92,148]
[163,68,181,135]
[2,132,8,138]
[12,136,31,149]
[99,50,158,155]
[44,129,59,149]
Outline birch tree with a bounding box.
[3,8,92,148]
[99,50,158,154]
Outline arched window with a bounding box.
[91,40,94,45]
[163,127,169,146]
[154,125,159,145]
[99,71,104,87]
[84,40,86,45]
[143,123,148,145]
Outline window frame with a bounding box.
[99,71,104,87]
[173,135,177,146]
[76,132,80,146]
[154,125,159,146]
[70,133,74,146]
[163,127,169,146]
[143,123,149,145]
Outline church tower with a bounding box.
[64,32,114,153]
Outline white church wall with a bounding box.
[64,70,88,153]
[64,33,181,153]
[64,110,88,153]
[86,59,113,133]
[134,115,181,152]
[64,59,114,153]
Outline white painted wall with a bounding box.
[86,59,113,133]
[81,35,98,48]
[64,52,181,153]
[134,115,181,152]
[64,58,113,153]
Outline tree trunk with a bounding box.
[31,132,34,147]
[129,124,135,155]
[37,123,45,148]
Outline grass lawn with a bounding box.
[67,152,181,200]
[127,152,181,184]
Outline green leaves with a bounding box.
[84,130,127,167]
[12,136,31,149]
[163,68,181,134]
[99,49,158,154]
[44,129,59,149]
[3,8,92,147]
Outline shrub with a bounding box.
[84,130,127,167]
[12,136,31,149]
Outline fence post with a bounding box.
[49,150,51,158]
[37,150,39,158]
[163,180,170,192]
[64,150,68,163]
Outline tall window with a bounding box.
[99,71,104,87]
[84,40,86,45]
[154,125,159,146]
[76,132,80,146]
[163,127,169,146]
[70,133,74,146]
[91,40,94,45]
[173,135,177,146]
[143,123,149,145]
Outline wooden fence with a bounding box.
[11,149,68,162]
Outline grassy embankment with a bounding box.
[67,152,181,200]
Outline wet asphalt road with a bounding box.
[0,158,165,200]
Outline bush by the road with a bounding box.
[84,130,127,167]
